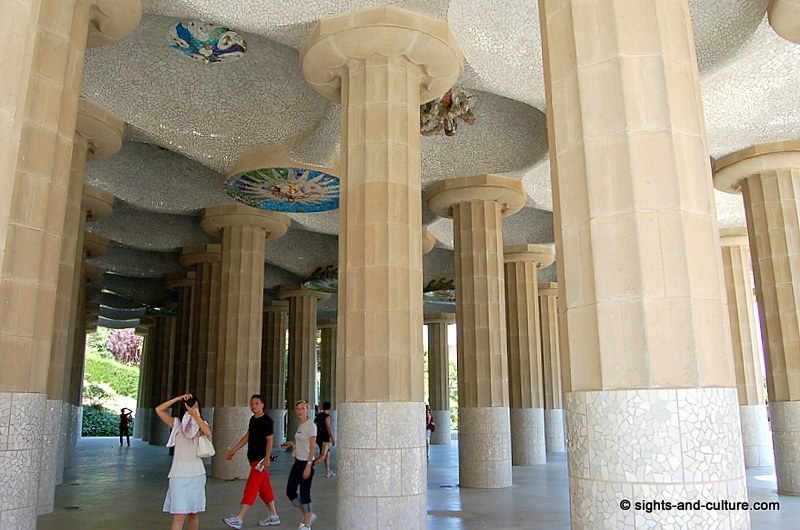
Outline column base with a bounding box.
[458,407,512,488]
[337,402,426,529]
[211,407,253,480]
[149,412,172,447]
[139,409,152,443]
[0,392,46,530]
[739,404,774,468]
[266,408,284,445]
[771,401,800,495]
[56,401,70,484]
[566,388,748,528]
[65,403,80,468]
[430,409,451,445]
[37,399,63,515]
[544,408,566,453]
[510,407,546,465]
[133,407,145,438]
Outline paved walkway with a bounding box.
[38,437,799,529]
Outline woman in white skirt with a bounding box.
[155,393,211,530]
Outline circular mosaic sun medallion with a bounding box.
[225,167,340,213]
[302,278,338,294]
[423,289,456,304]
[169,21,247,64]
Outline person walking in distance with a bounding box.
[282,400,318,529]
[223,394,281,529]
[313,401,335,477]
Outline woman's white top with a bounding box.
[293,419,317,461]
[167,418,206,478]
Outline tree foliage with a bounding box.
[106,329,143,366]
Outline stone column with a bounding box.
[181,244,221,423]
[540,1,747,526]
[538,282,565,453]
[719,229,773,468]
[149,315,177,446]
[262,300,289,444]
[0,1,138,525]
[426,174,526,488]
[279,285,330,440]
[133,321,154,441]
[40,101,121,515]
[301,7,462,527]
[504,244,554,466]
[769,0,800,43]
[165,273,195,395]
[201,204,290,480]
[425,313,454,445]
[318,318,338,433]
[714,142,800,494]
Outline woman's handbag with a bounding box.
[197,434,215,458]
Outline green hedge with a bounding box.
[84,353,140,397]
[82,405,121,437]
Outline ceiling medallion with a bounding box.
[169,21,247,64]
[423,277,456,304]
[225,167,340,213]
[303,265,338,294]
[420,88,476,137]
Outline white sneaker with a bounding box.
[325,470,336,477]
[309,512,318,527]
[223,516,243,529]
[258,514,281,526]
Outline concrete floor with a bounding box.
[38,437,799,529]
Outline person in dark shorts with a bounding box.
[223,395,280,529]
[119,407,133,446]
[313,401,335,477]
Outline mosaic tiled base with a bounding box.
[149,413,172,447]
[337,402,427,529]
[740,404,774,468]
[266,409,285,445]
[566,388,748,529]
[545,408,566,453]
[458,407,512,488]
[211,407,254,480]
[65,404,80,468]
[0,392,46,530]
[431,410,451,445]
[37,400,63,514]
[770,401,800,495]
[133,407,145,438]
[55,401,70,484]
[511,408,546,465]
[138,409,153,443]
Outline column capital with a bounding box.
[164,272,196,289]
[86,0,143,48]
[82,185,114,222]
[424,313,455,325]
[180,244,222,268]
[719,228,749,247]
[76,98,124,160]
[504,244,555,269]
[538,282,558,296]
[318,318,338,328]
[263,300,289,313]
[768,0,800,44]
[713,140,800,194]
[83,232,108,259]
[425,174,527,219]
[277,284,332,302]
[300,6,463,103]
[201,204,290,240]
[422,228,437,255]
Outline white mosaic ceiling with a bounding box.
[80,0,799,314]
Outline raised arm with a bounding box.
[184,404,212,436]
[155,393,192,428]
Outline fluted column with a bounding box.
[279,286,330,440]
[165,272,195,396]
[318,318,338,434]
[301,6,462,527]
[538,282,565,454]
[133,320,154,441]
[768,0,800,43]
[201,204,290,479]
[262,300,289,444]
[426,174,527,488]
[0,1,139,525]
[425,313,454,445]
[540,1,746,526]
[715,141,800,493]
[149,314,177,446]
[504,244,554,466]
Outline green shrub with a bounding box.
[81,405,121,436]
[84,353,140,397]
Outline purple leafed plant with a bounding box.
[106,329,143,366]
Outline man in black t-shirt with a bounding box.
[223,395,281,529]
[313,401,336,477]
